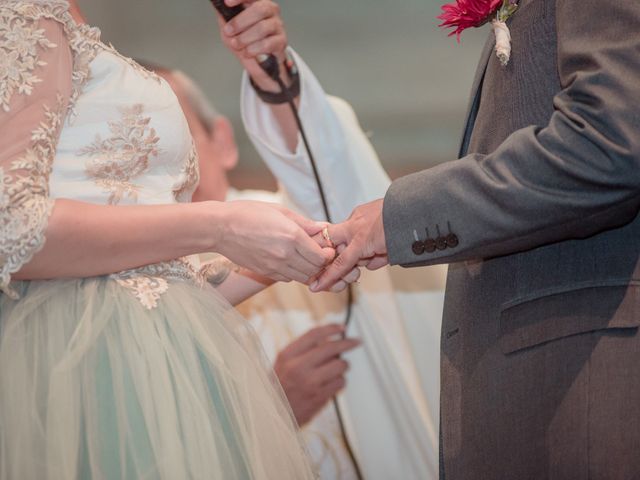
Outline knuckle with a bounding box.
[256,22,267,37]
[257,39,268,53]
[264,1,277,15]
[333,255,347,269]
[264,36,277,51]
[265,16,277,32]
[284,230,298,244]
[274,37,286,51]
[259,1,271,16]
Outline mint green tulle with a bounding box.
[0,278,315,479]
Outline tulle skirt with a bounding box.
[0,277,316,479]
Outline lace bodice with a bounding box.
[0,1,226,308]
[50,35,199,207]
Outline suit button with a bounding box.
[412,241,425,255]
[424,238,437,253]
[446,234,459,248]
[435,237,447,250]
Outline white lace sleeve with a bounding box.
[0,9,72,297]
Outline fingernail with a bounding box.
[310,280,319,291]
[224,24,234,35]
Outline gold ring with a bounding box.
[322,226,334,248]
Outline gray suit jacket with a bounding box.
[383,1,640,478]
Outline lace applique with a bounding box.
[114,275,170,311]
[80,104,160,205]
[0,95,65,298]
[0,8,58,112]
[6,3,156,119]
[112,256,234,310]
[8,1,102,119]
[173,142,200,203]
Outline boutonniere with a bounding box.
[438,0,519,66]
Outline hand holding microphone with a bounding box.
[212,0,288,92]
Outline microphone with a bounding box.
[210,0,280,80]
[210,0,243,21]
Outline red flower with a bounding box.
[438,0,503,40]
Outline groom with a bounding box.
[314,0,640,478]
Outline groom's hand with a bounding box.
[311,199,388,292]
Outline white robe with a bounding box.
[234,49,446,480]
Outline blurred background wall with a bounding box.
[81,0,488,189]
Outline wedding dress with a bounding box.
[0,1,315,478]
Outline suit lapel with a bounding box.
[457,35,495,158]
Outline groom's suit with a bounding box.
[383,0,640,478]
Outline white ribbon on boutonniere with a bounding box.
[438,0,520,66]
[492,0,519,66]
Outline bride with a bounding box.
[0,0,357,477]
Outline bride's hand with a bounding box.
[216,201,334,283]
[216,0,288,91]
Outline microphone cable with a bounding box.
[270,62,365,480]
[208,4,364,475]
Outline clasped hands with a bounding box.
[218,199,387,292]
[311,198,388,292]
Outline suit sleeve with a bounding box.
[240,48,390,223]
[383,0,640,267]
